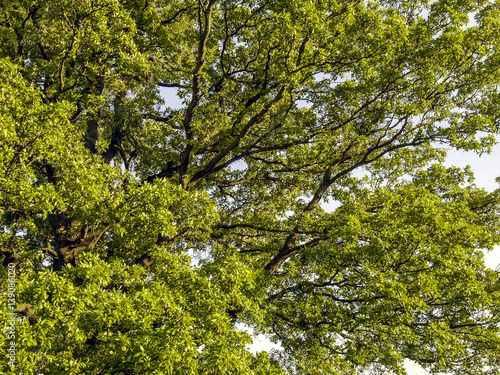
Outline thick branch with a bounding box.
[179,0,217,186]
[188,85,287,188]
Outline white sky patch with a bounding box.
[444,145,500,193]
[236,323,283,354]
[159,86,184,110]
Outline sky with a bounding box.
[161,86,500,375]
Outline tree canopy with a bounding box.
[1,0,500,374]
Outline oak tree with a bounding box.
[1,0,500,374]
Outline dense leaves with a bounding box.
[1,0,500,374]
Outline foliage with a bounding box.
[1,0,500,374]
